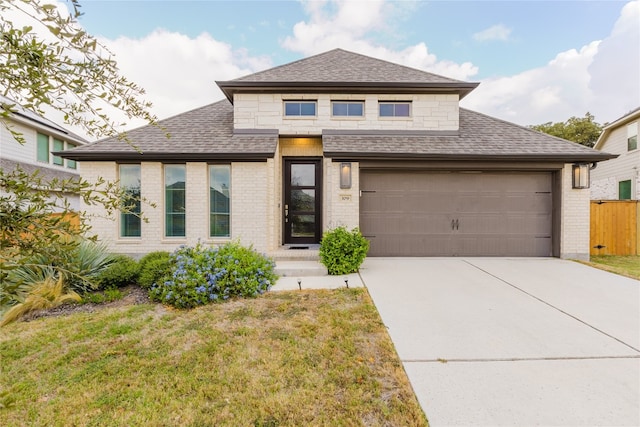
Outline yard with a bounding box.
[586,255,640,280]
[0,288,428,426]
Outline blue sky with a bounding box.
[79,1,624,79]
[40,0,640,134]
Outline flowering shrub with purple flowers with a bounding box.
[149,241,277,308]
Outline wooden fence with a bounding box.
[590,200,640,255]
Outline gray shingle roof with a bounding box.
[1,158,80,183]
[217,49,479,101]
[1,95,88,145]
[231,49,465,84]
[60,100,277,161]
[322,108,616,162]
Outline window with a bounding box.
[628,122,638,151]
[165,165,186,237]
[52,138,64,165]
[119,164,141,237]
[67,143,77,169]
[210,165,231,237]
[284,101,316,116]
[619,180,632,200]
[379,102,411,117]
[37,133,49,163]
[332,101,364,117]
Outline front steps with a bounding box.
[270,245,326,277]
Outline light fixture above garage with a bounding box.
[340,162,352,189]
[572,164,590,189]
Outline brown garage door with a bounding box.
[360,171,553,256]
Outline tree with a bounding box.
[530,112,603,147]
[1,0,157,139]
[0,1,157,313]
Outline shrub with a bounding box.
[95,255,140,289]
[319,227,369,275]
[2,238,117,307]
[138,251,173,289]
[81,287,123,304]
[149,242,277,309]
[1,276,81,327]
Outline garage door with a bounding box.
[360,171,553,257]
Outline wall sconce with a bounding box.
[340,162,352,189]
[572,164,590,189]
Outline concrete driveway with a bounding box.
[360,258,640,426]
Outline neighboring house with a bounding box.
[591,107,640,200]
[59,49,614,260]
[0,95,86,210]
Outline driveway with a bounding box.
[360,258,640,426]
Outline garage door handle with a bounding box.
[451,219,455,230]
[456,219,460,230]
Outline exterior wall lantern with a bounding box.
[572,163,590,189]
[340,162,352,189]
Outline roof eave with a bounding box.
[322,152,619,163]
[55,151,275,162]
[216,81,480,103]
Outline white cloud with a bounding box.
[282,0,479,81]
[473,24,512,42]
[463,0,640,126]
[103,30,271,123]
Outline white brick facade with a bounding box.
[233,93,459,133]
[80,161,271,257]
[560,164,591,260]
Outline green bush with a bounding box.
[319,227,369,275]
[81,287,124,304]
[138,251,173,289]
[149,242,278,309]
[95,255,140,289]
[3,238,117,302]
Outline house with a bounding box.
[591,107,640,200]
[59,49,614,260]
[0,95,86,209]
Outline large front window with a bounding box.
[165,165,186,237]
[209,165,231,237]
[119,164,141,238]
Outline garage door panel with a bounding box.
[360,171,553,257]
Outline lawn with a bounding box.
[586,255,640,280]
[0,288,428,426]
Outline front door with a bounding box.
[284,158,322,244]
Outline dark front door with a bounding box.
[284,158,322,244]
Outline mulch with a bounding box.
[21,285,152,322]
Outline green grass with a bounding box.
[0,288,428,426]
[587,255,640,280]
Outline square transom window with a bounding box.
[284,101,316,117]
[379,102,411,117]
[332,101,364,117]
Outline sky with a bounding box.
[12,1,640,138]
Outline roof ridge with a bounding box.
[334,49,468,84]
[229,49,342,82]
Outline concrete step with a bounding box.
[275,260,327,277]
[270,247,320,262]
